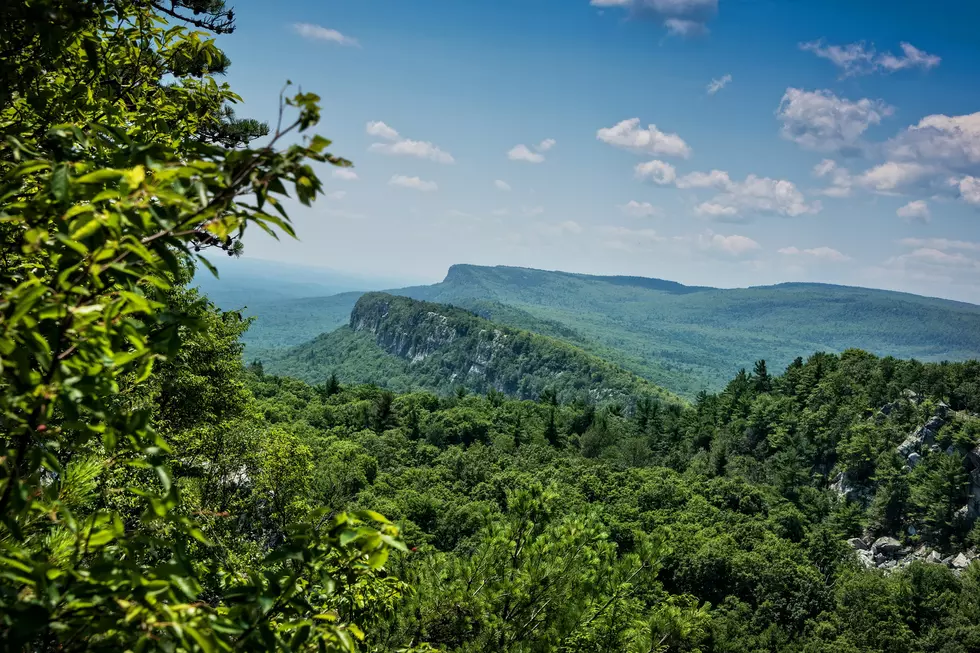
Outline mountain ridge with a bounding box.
[265,292,682,406]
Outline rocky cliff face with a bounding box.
[346,292,671,405]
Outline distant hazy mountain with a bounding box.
[191,257,420,310]
[265,293,680,406]
[217,264,980,397]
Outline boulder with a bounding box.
[942,555,956,566]
[907,452,922,468]
[873,536,902,556]
[903,389,923,404]
[856,549,875,568]
[924,416,945,432]
[936,401,950,418]
[952,553,971,570]
[927,551,944,564]
[848,537,869,551]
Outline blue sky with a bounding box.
[215,0,980,302]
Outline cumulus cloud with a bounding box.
[957,176,980,205]
[366,121,454,164]
[799,40,940,77]
[494,180,512,191]
[293,23,359,46]
[508,144,545,163]
[593,0,719,37]
[366,121,400,140]
[618,200,661,217]
[886,112,980,172]
[856,161,933,193]
[389,175,437,192]
[897,200,931,223]
[507,139,556,163]
[707,74,732,95]
[640,161,820,218]
[598,119,692,158]
[776,88,892,154]
[697,230,761,256]
[635,160,677,184]
[874,238,980,287]
[778,246,851,262]
[332,168,358,181]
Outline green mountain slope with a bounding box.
[265,293,681,406]
[236,264,980,398]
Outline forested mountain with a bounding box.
[229,264,980,398]
[264,293,680,405]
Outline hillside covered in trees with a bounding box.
[221,262,980,398]
[264,293,681,406]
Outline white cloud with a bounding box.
[366,122,454,164]
[635,159,677,184]
[878,43,942,72]
[508,144,545,163]
[886,112,980,171]
[707,74,732,95]
[619,200,661,217]
[597,118,692,158]
[896,200,931,223]
[594,0,719,37]
[676,169,732,190]
[370,140,454,164]
[522,206,545,217]
[326,190,347,201]
[856,161,932,192]
[899,237,980,252]
[494,180,512,191]
[799,40,939,77]
[694,202,739,218]
[366,121,400,140]
[958,176,980,205]
[293,23,359,46]
[639,161,819,219]
[698,230,761,256]
[778,246,851,262]
[389,175,437,192]
[776,88,892,154]
[332,168,358,181]
[665,18,707,37]
[537,139,557,152]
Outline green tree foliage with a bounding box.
[246,360,980,651]
[0,1,405,649]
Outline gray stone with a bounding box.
[942,555,956,566]
[924,416,945,432]
[874,553,888,565]
[872,536,903,555]
[936,401,950,418]
[908,452,922,468]
[903,389,923,404]
[848,537,869,550]
[930,444,942,454]
[880,402,896,416]
[952,553,971,570]
[927,551,943,564]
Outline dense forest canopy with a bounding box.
[2,1,980,652]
